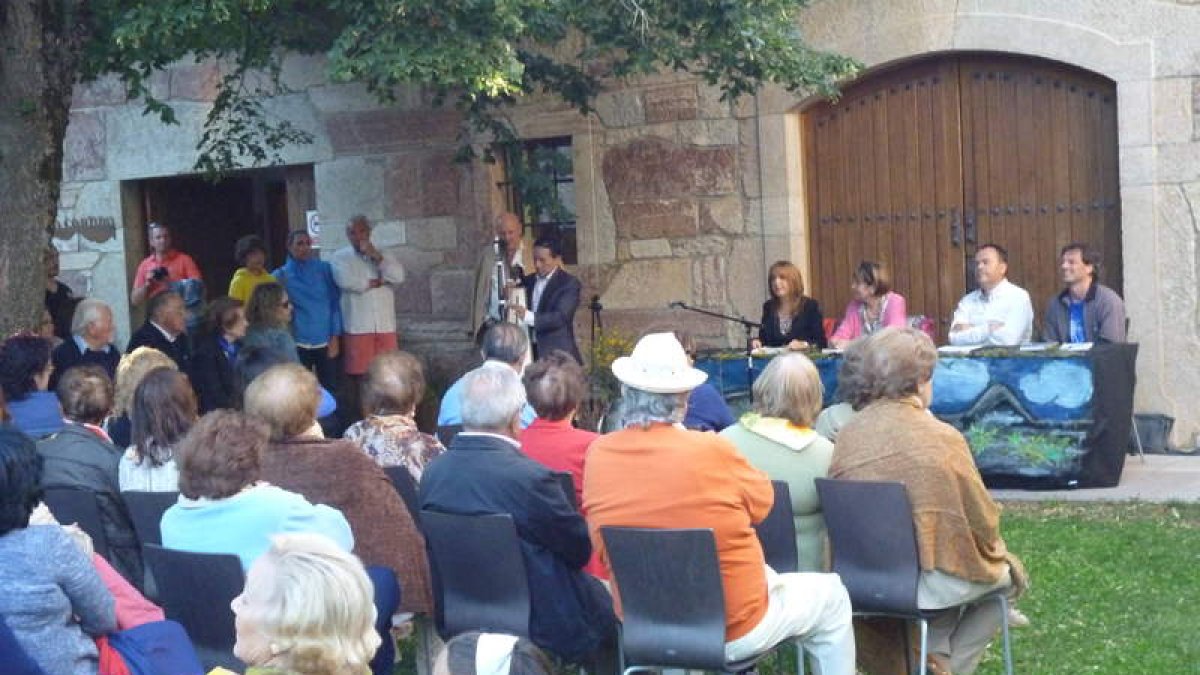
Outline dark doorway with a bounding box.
[128,165,314,304]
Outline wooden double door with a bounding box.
[803,53,1121,340]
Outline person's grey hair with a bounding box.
[481,323,529,366]
[460,366,527,432]
[751,353,823,427]
[71,298,111,337]
[843,327,938,409]
[618,385,688,429]
[345,214,370,232]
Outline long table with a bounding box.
[695,343,1138,489]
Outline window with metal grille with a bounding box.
[497,137,577,264]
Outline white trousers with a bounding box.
[725,567,856,675]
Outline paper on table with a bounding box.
[1058,342,1094,352]
[1019,342,1056,351]
[937,344,978,354]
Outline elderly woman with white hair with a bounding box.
[720,352,833,572]
[50,298,120,390]
[831,327,1027,675]
[231,532,381,675]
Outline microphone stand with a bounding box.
[668,302,762,402]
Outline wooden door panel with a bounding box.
[805,53,1120,344]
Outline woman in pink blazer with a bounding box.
[830,261,908,348]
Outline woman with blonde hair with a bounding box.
[231,532,380,675]
[751,260,827,350]
[105,346,178,449]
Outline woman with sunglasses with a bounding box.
[243,282,301,364]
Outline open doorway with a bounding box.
[121,164,315,319]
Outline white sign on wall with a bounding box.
[306,210,321,248]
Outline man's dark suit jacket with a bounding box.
[188,333,238,413]
[419,433,614,662]
[126,321,192,371]
[50,339,120,391]
[523,268,582,363]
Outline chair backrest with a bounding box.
[143,544,244,669]
[121,491,178,546]
[753,480,798,573]
[815,478,921,616]
[551,470,578,511]
[42,486,110,558]
[601,527,728,671]
[437,424,463,446]
[420,510,530,639]
[382,466,420,518]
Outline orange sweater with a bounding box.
[583,423,774,641]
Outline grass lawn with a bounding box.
[971,501,1200,675]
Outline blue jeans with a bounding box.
[367,566,402,675]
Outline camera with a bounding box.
[150,266,169,282]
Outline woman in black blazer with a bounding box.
[188,296,247,413]
[752,261,827,350]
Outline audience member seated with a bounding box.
[814,336,868,442]
[720,353,833,573]
[118,367,198,492]
[422,365,616,664]
[127,290,193,370]
[229,533,380,675]
[344,350,444,483]
[50,298,120,390]
[673,330,735,432]
[438,323,535,430]
[189,296,247,413]
[244,282,301,363]
[227,234,276,304]
[161,409,353,570]
[234,345,338,433]
[105,346,177,450]
[0,425,117,674]
[948,244,1033,347]
[0,333,63,438]
[829,261,908,349]
[434,632,555,675]
[1043,242,1127,344]
[750,260,827,351]
[585,333,854,673]
[38,307,63,350]
[38,365,142,586]
[244,364,429,621]
[831,327,1028,675]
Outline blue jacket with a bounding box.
[272,256,343,346]
[419,433,615,662]
[437,362,536,428]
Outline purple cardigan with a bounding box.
[831,291,907,342]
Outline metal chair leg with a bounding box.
[918,618,928,675]
[796,643,806,675]
[996,595,1014,675]
[1131,413,1147,463]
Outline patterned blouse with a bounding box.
[343,414,445,482]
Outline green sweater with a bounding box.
[721,415,834,572]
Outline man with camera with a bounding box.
[130,222,202,308]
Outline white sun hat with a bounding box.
[611,332,709,394]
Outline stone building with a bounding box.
[55,1,1200,447]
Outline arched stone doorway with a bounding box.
[802,53,1121,339]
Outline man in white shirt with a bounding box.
[948,244,1033,346]
[330,215,406,376]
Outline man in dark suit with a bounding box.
[420,365,615,665]
[50,297,120,390]
[514,236,582,363]
[126,290,192,370]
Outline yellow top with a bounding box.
[228,268,277,304]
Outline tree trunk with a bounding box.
[0,1,86,335]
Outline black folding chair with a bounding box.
[382,466,421,518]
[437,424,464,447]
[601,527,779,675]
[552,470,578,511]
[143,544,245,671]
[815,478,1014,675]
[42,486,110,558]
[754,480,798,573]
[420,510,530,640]
[121,491,178,546]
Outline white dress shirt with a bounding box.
[948,278,1033,346]
[330,246,406,334]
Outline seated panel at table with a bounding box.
[948,244,1033,347]
[751,261,828,350]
